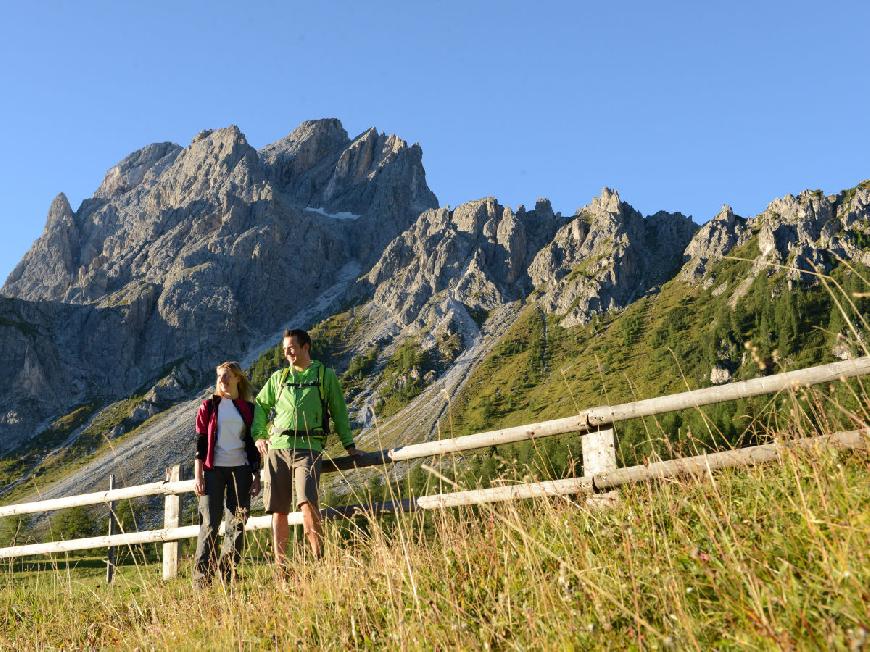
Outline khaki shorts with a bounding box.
[263,448,322,513]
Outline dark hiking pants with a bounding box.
[193,466,252,583]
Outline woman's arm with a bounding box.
[194,401,209,496]
[194,458,205,496]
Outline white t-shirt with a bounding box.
[214,399,248,467]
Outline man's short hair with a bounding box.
[283,328,312,350]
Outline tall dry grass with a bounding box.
[1,423,867,650]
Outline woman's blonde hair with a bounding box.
[215,361,254,402]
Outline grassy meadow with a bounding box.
[0,430,867,650]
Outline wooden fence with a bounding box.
[0,356,867,580]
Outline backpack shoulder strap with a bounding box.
[315,361,332,434]
[273,367,292,405]
[318,362,325,401]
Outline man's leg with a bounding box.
[263,449,293,567]
[272,512,290,566]
[294,451,324,559]
[299,501,323,558]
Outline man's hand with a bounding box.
[250,474,261,497]
[256,439,270,456]
[194,477,205,496]
[345,446,360,457]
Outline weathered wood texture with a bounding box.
[161,466,181,581]
[106,475,117,584]
[325,356,870,470]
[416,476,594,509]
[581,428,616,475]
[0,524,203,558]
[593,429,868,490]
[0,515,291,558]
[582,427,619,507]
[0,480,196,518]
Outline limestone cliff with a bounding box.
[529,188,698,327]
[1,119,438,448]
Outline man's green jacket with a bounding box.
[252,360,354,452]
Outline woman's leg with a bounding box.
[219,467,251,581]
[193,468,227,584]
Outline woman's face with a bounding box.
[217,366,240,398]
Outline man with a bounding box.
[253,328,357,563]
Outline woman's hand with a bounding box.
[255,439,270,456]
[250,474,261,497]
[194,459,205,496]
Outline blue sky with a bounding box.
[1,1,868,284]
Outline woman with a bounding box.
[193,361,261,586]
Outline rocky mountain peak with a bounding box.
[259,118,350,184]
[839,181,870,229]
[257,121,438,259]
[4,118,438,307]
[182,124,258,171]
[679,205,749,284]
[714,204,735,224]
[451,197,499,234]
[4,193,79,300]
[46,192,74,228]
[577,187,645,238]
[327,127,413,192]
[150,125,264,211]
[756,185,870,276]
[266,118,348,152]
[95,142,183,199]
[533,198,555,217]
[383,133,409,156]
[531,190,698,326]
[592,186,621,214]
[363,197,562,332]
[681,181,870,287]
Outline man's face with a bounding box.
[283,336,308,365]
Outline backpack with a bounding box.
[275,361,332,434]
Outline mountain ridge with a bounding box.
[0,117,867,500]
[0,118,439,449]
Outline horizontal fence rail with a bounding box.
[0,357,867,570]
[3,356,865,520]
[0,429,864,560]
[592,429,867,489]
[0,480,194,519]
[328,356,870,469]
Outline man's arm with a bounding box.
[325,368,355,450]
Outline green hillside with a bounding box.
[242,243,868,501]
[438,247,868,487]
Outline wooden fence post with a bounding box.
[106,474,117,584]
[162,465,181,581]
[582,427,619,508]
